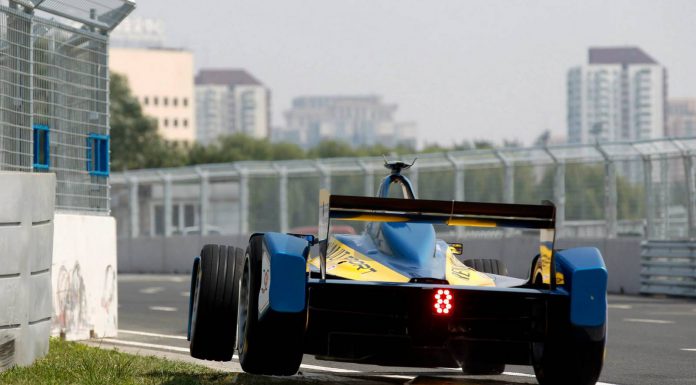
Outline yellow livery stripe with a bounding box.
[309,238,409,282]
[445,249,496,287]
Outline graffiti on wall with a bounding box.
[52,262,90,337]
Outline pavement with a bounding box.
[103,274,696,385]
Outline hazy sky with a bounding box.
[130,0,696,147]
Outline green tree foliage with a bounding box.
[110,72,186,171]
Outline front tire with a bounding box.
[189,244,241,361]
[237,235,305,375]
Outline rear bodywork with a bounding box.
[256,168,608,369]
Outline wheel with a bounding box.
[189,244,241,361]
[237,235,305,375]
[461,361,505,375]
[533,325,606,385]
[463,258,508,275]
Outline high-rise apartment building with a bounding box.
[109,47,197,143]
[667,98,696,138]
[276,95,417,149]
[567,47,667,144]
[195,69,270,144]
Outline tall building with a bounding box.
[567,47,667,144]
[110,17,166,48]
[667,98,696,137]
[109,47,197,143]
[277,95,417,149]
[195,69,271,144]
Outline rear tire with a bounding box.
[189,244,241,361]
[237,235,305,375]
[463,258,508,276]
[533,326,606,385]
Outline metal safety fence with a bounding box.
[0,0,134,213]
[111,137,696,241]
[641,240,696,297]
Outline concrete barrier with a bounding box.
[0,172,55,371]
[118,233,642,294]
[51,213,118,340]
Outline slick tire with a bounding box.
[189,244,242,361]
[463,258,508,276]
[533,326,606,385]
[237,235,305,375]
[461,361,505,375]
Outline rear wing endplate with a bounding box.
[317,190,557,288]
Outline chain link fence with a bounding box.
[111,137,696,241]
[0,1,133,213]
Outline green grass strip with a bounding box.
[0,338,236,385]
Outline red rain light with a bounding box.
[433,288,453,315]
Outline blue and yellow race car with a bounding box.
[187,161,608,385]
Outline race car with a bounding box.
[187,160,608,385]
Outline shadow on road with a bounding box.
[149,371,537,385]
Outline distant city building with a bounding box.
[110,47,197,143]
[567,47,667,144]
[195,69,271,144]
[276,95,417,149]
[110,17,166,48]
[667,98,696,137]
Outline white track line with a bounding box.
[608,304,632,309]
[118,329,187,340]
[180,291,190,297]
[682,348,696,352]
[101,336,620,384]
[623,318,674,324]
[149,306,178,312]
[139,287,165,294]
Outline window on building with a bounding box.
[144,96,149,105]
[183,98,188,107]
[173,119,178,128]
[86,133,110,177]
[33,124,50,170]
[164,118,169,127]
[164,97,169,106]
[173,98,178,107]
[183,119,188,127]
[154,96,159,106]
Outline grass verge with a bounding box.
[0,338,236,385]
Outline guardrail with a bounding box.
[641,240,696,297]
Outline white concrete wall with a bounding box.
[0,172,55,371]
[51,213,118,341]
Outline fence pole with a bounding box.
[643,157,655,239]
[446,153,465,238]
[196,167,209,236]
[276,165,289,233]
[162,173,173,237]
[358,160,374,197]
[596,144,617,238]
[410,166,419,197]
[660,156,670,239]
[237,167,249,235]
[128,177,139,238]
[684,155,696,240]
[316,162,331,191]
[494,150,514,204]
[544,148,565,233]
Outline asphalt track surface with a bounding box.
[112,274,696,385]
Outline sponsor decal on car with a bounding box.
[259,249,271,316]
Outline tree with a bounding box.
[109,72,185,171]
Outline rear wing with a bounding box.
[317,190,558,288]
